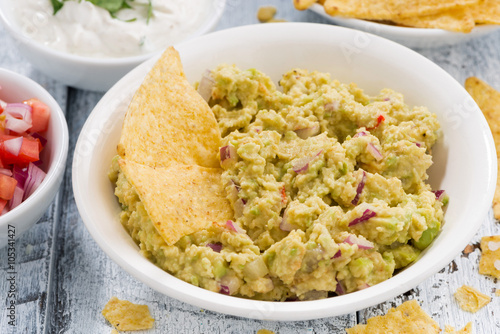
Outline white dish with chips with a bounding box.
[310,3,500,48]
[72,23,496,320]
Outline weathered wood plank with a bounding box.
[0,24,68,334]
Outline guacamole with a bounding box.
[110,64,446,301]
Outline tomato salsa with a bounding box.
[0,98,50,215]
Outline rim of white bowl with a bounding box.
[310,3,500,39]
[0,0,226,66]
[0,68,69,225]
[72,23,497,321]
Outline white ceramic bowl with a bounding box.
[310,4,500,48]
[0,0,226,91]
[0,68,68,249]
[72,23,496,321]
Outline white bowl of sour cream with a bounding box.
[0,0,226,91]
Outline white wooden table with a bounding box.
[1,1,499,333]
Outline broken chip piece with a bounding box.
[454,285,491,313]
[479,235,500,278]
[443,322,473,333]
[465,77,500,219]
[345,300,440,334]
[102,296,154,331]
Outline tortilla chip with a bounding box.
[110,330,119,334]
[345,300,440,334]
[479,235,500,278]
[454,285,491,313]
[118,46,222,169]
[323,0,478,21]
[293,0,318,10]
[470,0,500,24]
[119,159,233,245]
[464,77,500,219]
[256,330,275,334]
[102,297,154,331]
[496,288,500,297]
[392,7,475,33]
[444,322,473,333]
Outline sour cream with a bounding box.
[12,0,212,58]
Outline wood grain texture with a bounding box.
[1,0,500,333]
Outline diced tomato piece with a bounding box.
[18,137,40,163]
[0,137,40,167]
[0,156,6,168]
[24,98,50,133]
[0,199,7,212]
[0,174,17,200]
[0,133,17,142]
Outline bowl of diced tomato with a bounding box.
[0,68,68,248]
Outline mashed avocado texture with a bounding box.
[110,65,446,301]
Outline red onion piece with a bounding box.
[294,124,319,139]
[220,275,240,295]
[351,171,367,205]
[366,143,383,161]
[348,209,376,227]
[324,101,340,112]
[279,209,298,232]
[415,142,422,148]
[0,168,12,176]
[292,150,322,174]
[5,103,32,122]
[12,166,28,189]
[343,234,375,250]
[432,190,446,201]
[335,280,346,295]
[8,184,24,210]
[198,70,215,102]
[357,283,371,290]
[4,114,31,133]
[226,220,245,234]
[3,137,23,156]
[353,131,367,138]
[220,145,237,169]
[23,162,46,201]
[219,284,230,295]
[207,242,223,253]
[31,132,47,147]
[243,257,269,279]
[331,250,342,259]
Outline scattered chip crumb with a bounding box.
[479,235,500,278]
[111,330,119,334]
[257,330,275,334]
[444,322,473,333]
[102,296,154,331]
[454,285,491,313]
[257,6,286,23]
[345,300,440,333]
[257,6,277,22]
[496,288,500,297]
